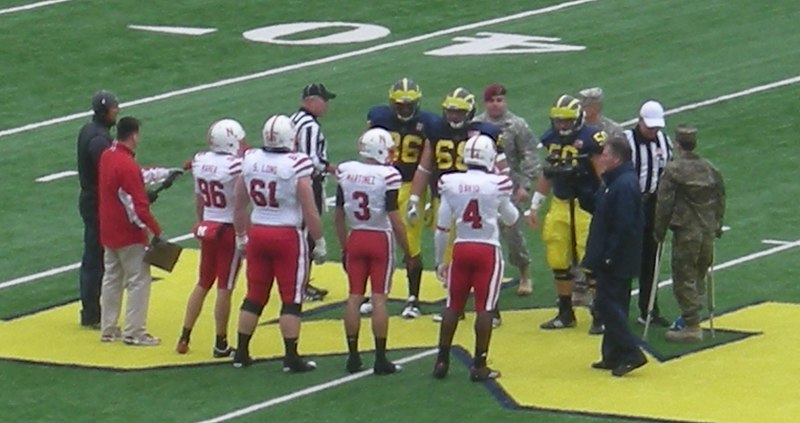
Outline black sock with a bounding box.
[409,260,422,299]
[346,335,359,356]
[558,295,573,316]
[283,337,299,360]
[237,332,252,356]
[181,327,192,342]
[375,337,387,362]
[215,335,228,350]
[474,350,488,368]
[437,345,451,363]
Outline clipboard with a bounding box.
[144,239,183,272]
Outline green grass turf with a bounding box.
[0,0,799,421]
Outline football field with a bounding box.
[1,0,800,422]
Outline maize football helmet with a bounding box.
[442,87,476,129]
[388,78,422,122]
[262,114,297,151]
[208,118,246,155]
[549,94,585,137]
[358,128,395,165]
[462,134,497,171]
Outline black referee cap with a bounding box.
[302,83,336,101]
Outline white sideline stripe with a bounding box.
[620,75,800,127]
[0,233,194,290]
[35,170,77,182]
[197,348,438,423]
[0,0,73,16]
[128,25,218,36]
[0,0,598,139]
[631,239,800,297]
[761,239,791,246]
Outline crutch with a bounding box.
[707,244,716,338]
[642,242,663,341]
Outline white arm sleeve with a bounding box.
[141,167,171,185]
[498,196,520,226]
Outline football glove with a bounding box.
[312,237,327,265]
[406,194,420,222]
[235,233,248,254]
[435,263,448,285]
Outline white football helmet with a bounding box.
[262,114,297,151]
[358,128,395,165]
[462,134,497,171]
[208,118,246,155]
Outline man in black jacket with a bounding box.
[76,90,119,327]
[581,136,647,377]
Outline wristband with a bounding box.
[409,194,420,203]
[529,191,546,210]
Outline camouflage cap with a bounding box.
[675,125,697,144]
[577,87,603,104]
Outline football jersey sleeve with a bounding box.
[384,167,402,191]
[367,105,391,129]
[293,153,314,178]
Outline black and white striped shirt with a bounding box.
[624,128,673,194]
[290,108,328,176]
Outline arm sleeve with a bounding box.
[604,185,639,262]
[385,189,399,212]
[298,124,328,173]
[119,161,161,235]
[141,167,172,185]
[498,196,519,226]
[434,198,452,267]
[714,168,726,232]
[335,185,345,208]
[515,120,541,189]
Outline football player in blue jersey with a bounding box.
[406,87,508,326]
[366,78,439,319]
[527,94,607,334]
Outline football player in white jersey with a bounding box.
[431,134,519,382]
[176,119,246,357]
[333,128,411,375]
[231,114,327,372]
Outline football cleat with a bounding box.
[283,357,317,373]
[540,312,577,330]
[213,346,235,358]
[359,298,373,316]
[176,339,189,354]
[401,297,422,319]
[232,352,253,368]
[432,311,466,322]
[432,360,450,379]
[470,366,501,382]
[373,360,402,375]
[346,355,364,374]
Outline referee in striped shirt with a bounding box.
[624,100,672,327]
[291,83,337,302]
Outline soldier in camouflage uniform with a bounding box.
[578,87,624,141]
[473,83,541,296]
[654,125,726,343]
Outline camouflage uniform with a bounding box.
[654,128,725,328]
[577,87,624,141]
[473,110,540,269]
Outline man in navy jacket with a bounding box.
[581,136,647,377]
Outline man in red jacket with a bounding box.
[98,117,163,346]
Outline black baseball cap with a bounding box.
[91,90,119,115]
[302,83,336,101]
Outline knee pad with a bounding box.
[281,303,302,317]
[240,299,265,316]
[553,268,572,281]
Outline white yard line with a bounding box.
[35,170,77,182]
[0,233,193,290]
[631,239,800,297]
[0,0,598,139]
[0,0,74,16]
[761,239,791,246]
[196,348,438,423]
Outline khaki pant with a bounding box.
[671,230,714,326]
[500,203,530,269]
[100,244,152,339]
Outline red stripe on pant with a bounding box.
[245,225,308,305]
[345,229,394,296]
[446,242,503,313]
[197,224,242,290]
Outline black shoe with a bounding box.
[591,360,616,370]
[345,355,363,373]
[611,354,648,377]
[213,346,235,358]
[283,357,317,373]
[540,311,577,330]
[304,284,328,302]
[232,352,253,368]
[432,360,449,379]
[373,360,402,375]
[470,366,501,382]
[638,315,671,327]
[588,320,605,335]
